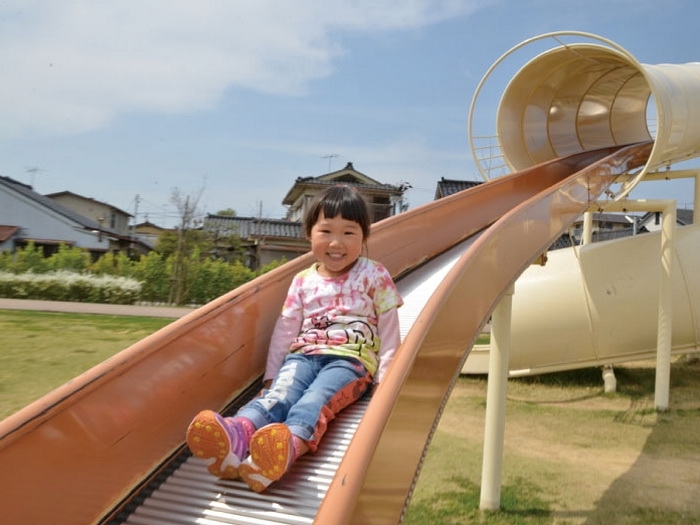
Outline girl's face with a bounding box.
[309,211,364,278]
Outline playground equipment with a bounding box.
[465,31,700,382]
[1,32,699,524]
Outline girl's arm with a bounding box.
[374,307,401,384]
[263,315,301,386]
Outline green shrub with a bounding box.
[132,252,170,303]
[258,257,287,275]
[0,271,141,304]
[10,242,49,273]
[0,247,286,305]
[0,250,14,272]
[89,251,135,277]
[188,258,256,304]
[46,244,91,272]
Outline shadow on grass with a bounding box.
[581,359,700,525]
[511,366,604,389]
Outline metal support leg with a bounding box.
[479,285,514,510]
[654,202,676,411]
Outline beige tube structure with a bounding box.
[471,31,700,200]
[465,32,700,378]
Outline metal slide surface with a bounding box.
[0,144,650,524]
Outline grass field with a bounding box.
[2,308,699,524]
[404,360,700,524]
[0,309,172,419]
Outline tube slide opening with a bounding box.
[471,32,700,200]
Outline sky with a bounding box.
[1,0,699,228]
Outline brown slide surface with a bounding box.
[0,143,650,524]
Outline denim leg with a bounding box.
[237,353,316,429]
[285,356,368,443]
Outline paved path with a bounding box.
[0,298,195,318]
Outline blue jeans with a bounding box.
[237,353,370,447]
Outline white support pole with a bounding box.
[654,201,676,411]
[582,211,594,245]
[479,285,514,510]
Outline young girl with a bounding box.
[186,184,403,492]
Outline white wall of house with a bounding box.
[49,194,131,234]
[0,189,107,251]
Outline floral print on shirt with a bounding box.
[281,257,402,375]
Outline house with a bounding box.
[434,177,483,200]
[0,176,147,257]
[46,191,132,236]
[204,162,407,271]
[133,220,170,250]
[637,208,693,232]
[567,212,642,243]
[282,162,406,223]
[203,215,307,270]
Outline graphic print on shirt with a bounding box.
[293,314,377,358]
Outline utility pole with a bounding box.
[130,194,140,256]
[171,195,189,305]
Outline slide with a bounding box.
[0,143,651,524]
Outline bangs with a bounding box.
[304,185,371,238]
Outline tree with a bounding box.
[168,187,204,305]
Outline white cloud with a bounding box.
[0,0,481,138]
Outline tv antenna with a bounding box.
[25,166,45,188]
[321,154,340,172]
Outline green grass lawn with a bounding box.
[404,360,700,524]
[0,309,172,419]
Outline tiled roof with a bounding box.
[0,176,118,235]
[584,212,635,225]
[434,178,482,199]
[293,177,400,192]
[282,163,404,205]
[639,208,694,228]
[204,215,304,239]
[0,225,20,242]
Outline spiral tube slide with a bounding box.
[463,32,700,377]
[473,32,700,200]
